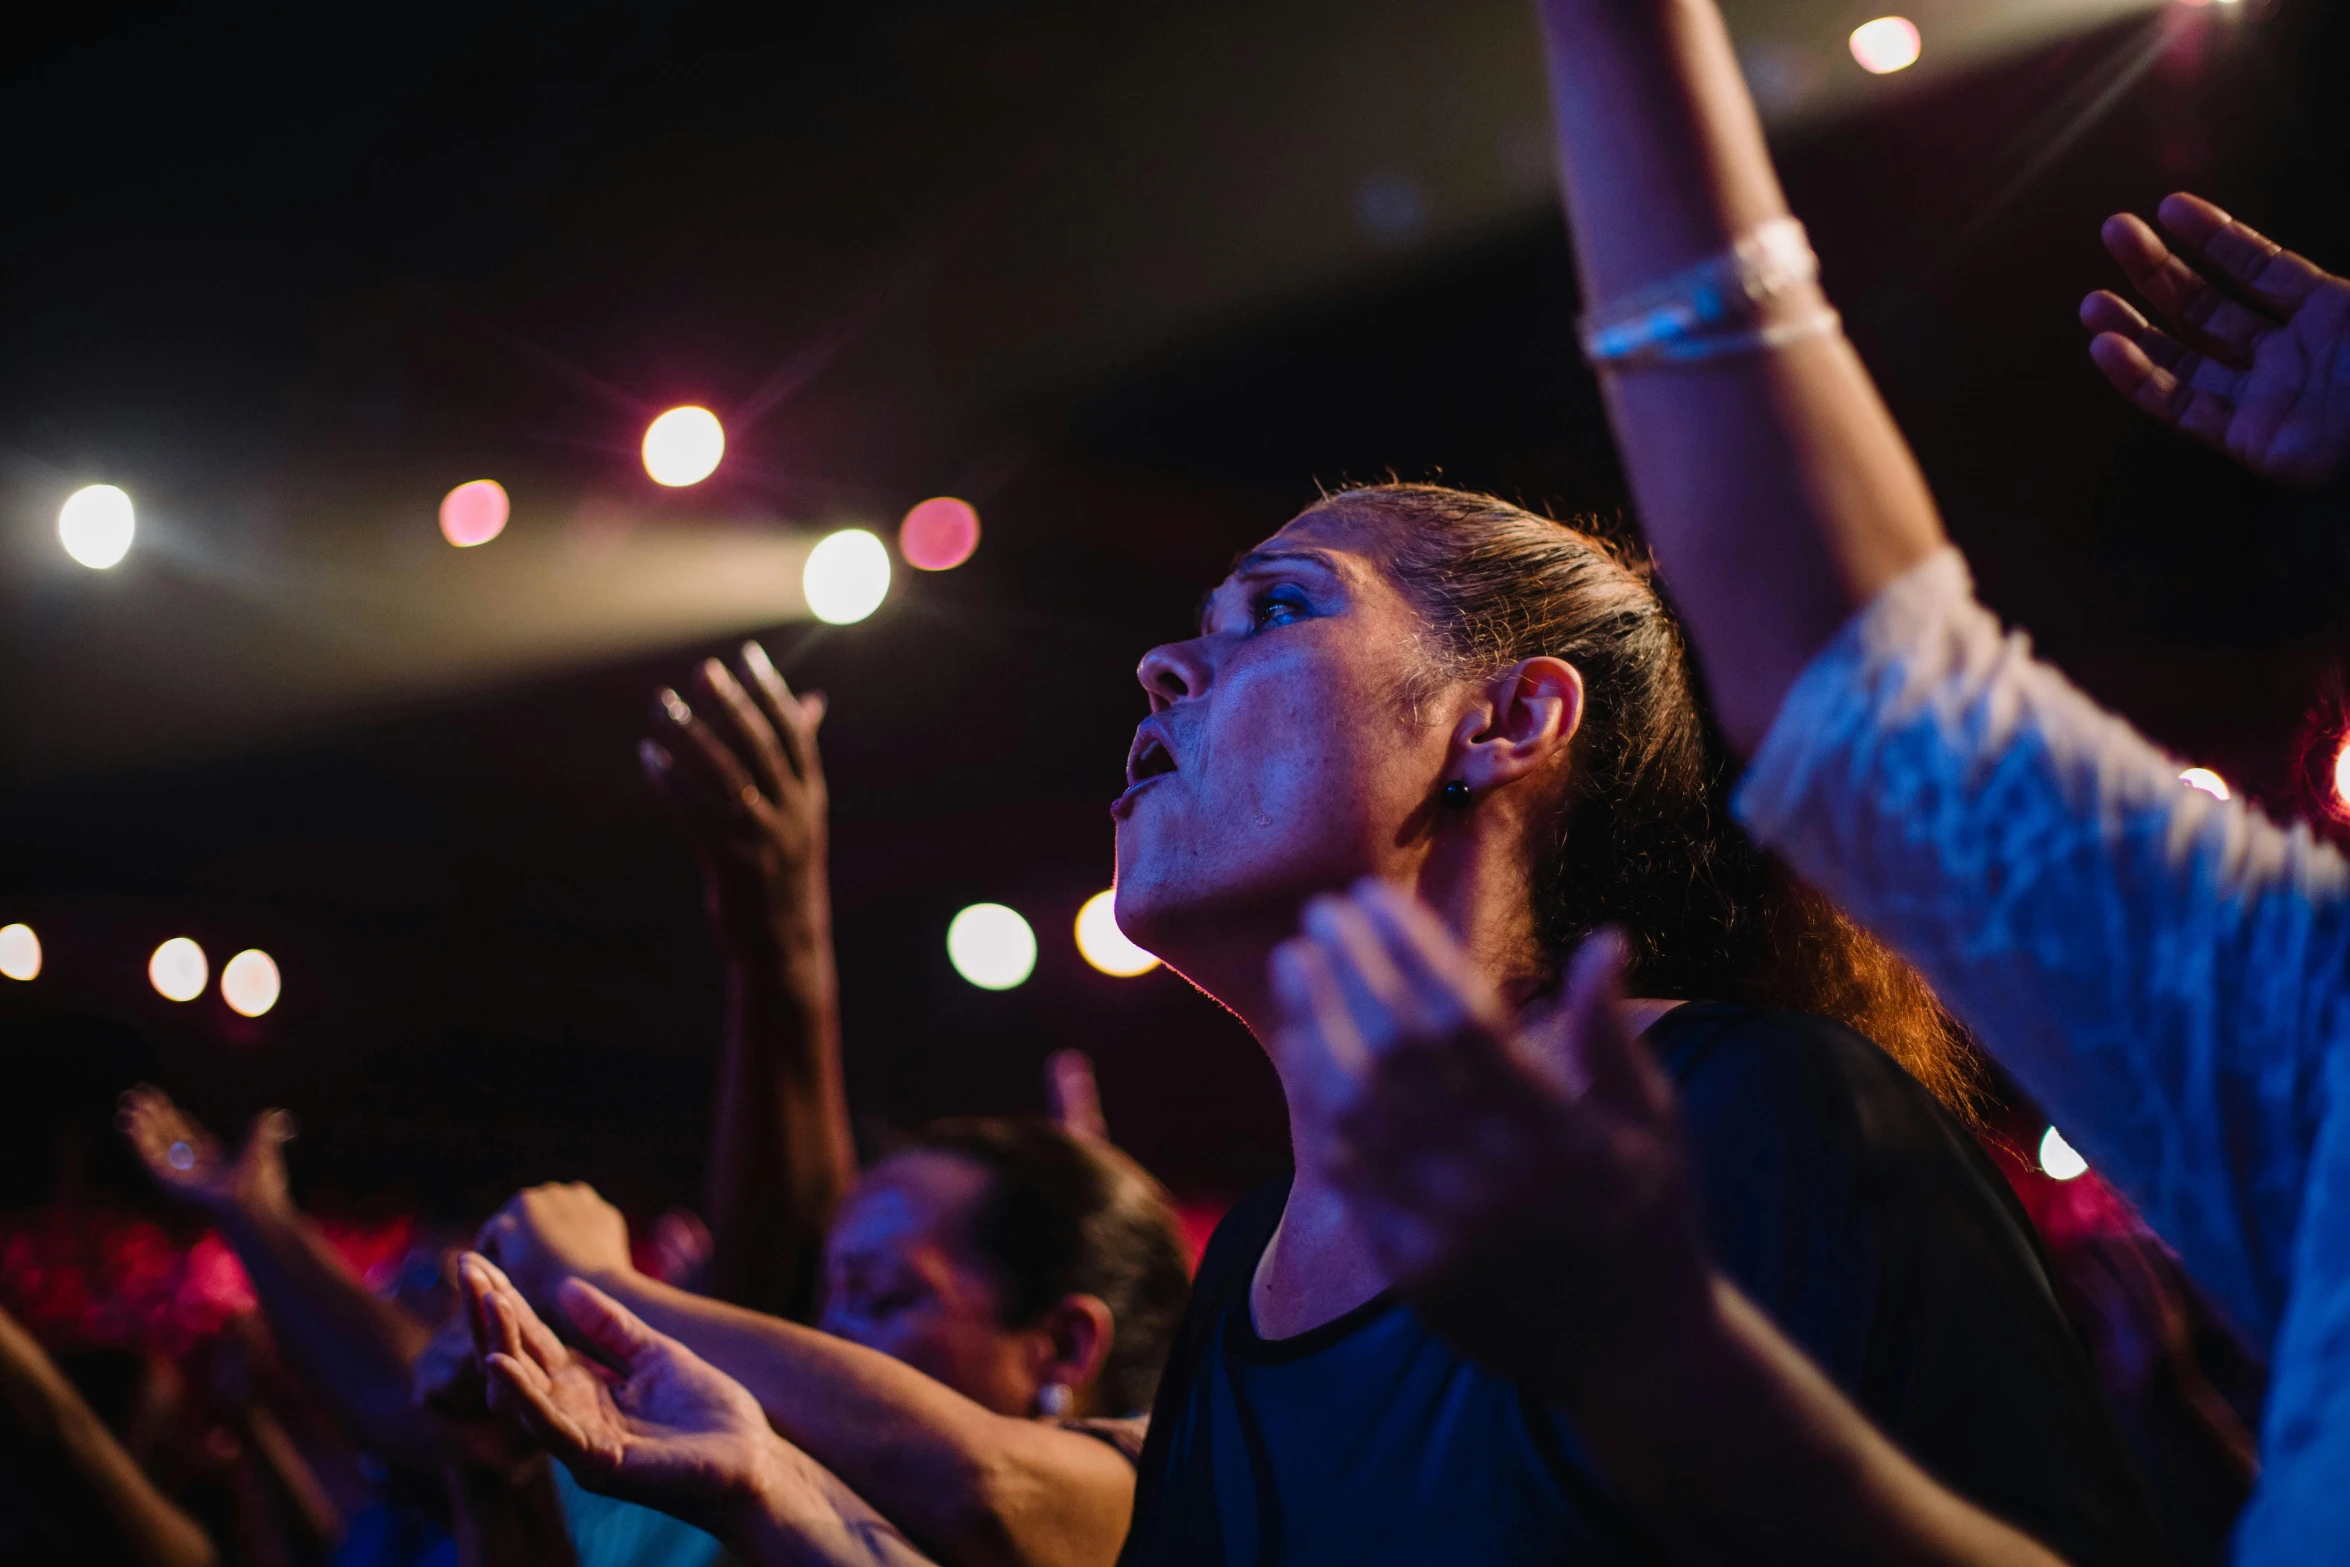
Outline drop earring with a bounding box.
[1036,1382,1074,1419]
[1441,780,1472,810]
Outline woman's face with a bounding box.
[1113,510,1451,983]
[817,1151,1044,1417]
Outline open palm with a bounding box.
[2083,192,2350,489]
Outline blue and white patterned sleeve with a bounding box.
[1735,547,2350,1347]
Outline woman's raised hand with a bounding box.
[642,641,831,953]
[1268,882,1714,1391]
[119,1085,296,1225]
[2084,192,2350,489]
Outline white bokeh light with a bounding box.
[2039,1125,2089,1182]
[0,923,39,982]
[1075,890,1159,977]
[2179,767,2230,801]
[642,406,726,487]
[803,528,891,624]
[149,937,209,1003]
[2332,739,2350,811]
[221,949,282,1018]
[947,903,1038,991]
[1848,16,1921,74]
[59,484,136,569]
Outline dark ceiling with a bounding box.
[3,0,2345,1220]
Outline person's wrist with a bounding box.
[717,1435,821,1566]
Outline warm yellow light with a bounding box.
[2040,1125,2088,1181]
[60,484,136,569]
[642,406,726,487]
[221,949,282,1018]
[1849,16,1921,74]
[1075,890,1159,976]
[0,924,39,982]
[2179,767,2230,801]
[150,937,209,1002]
[803,528,891,624]
[947,904,1037,990]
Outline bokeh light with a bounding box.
[947,903,1037,990]
[899,497,981,571]
[149,938,209,1003]
[1848,16,1921,74]
[2179,767,2230,801]
[1075,890,1159,976]
[2039,1125,2089,1181]
[221,949,282,1018]
[59,484,136,569]
[803,528,891,624]
[0,923,39,982]
[642,406,726,487]
[439,479,510,547]
[2331,738,2350,812]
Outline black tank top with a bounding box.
[1119,1004,2169,1566]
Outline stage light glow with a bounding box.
[643,406,725,487]
[149,938,209,1003]
[2040,1125,2089,1181]
[1075,890,1159,977]
[221,949,281,1018]
[899,497,981,572]
[947,903,1037,990]
[439,479,510,547]
[1849,17,1921,74]
[59,485,136,569]
[2179,767,2230,801]
[2334,739,2350,811]
[0,924,39,982]
[803,528,891,624]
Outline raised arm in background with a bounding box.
[0,1301,220,1567]
[477,1182,1140,1567]
[1272,880,2070,1566]
[643,641,856,1320]
[462,1256,936,1567]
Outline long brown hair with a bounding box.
[1308,482,1980,1118]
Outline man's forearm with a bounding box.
[1536,0,1947,751]
[722,1437,945,1567]
[1551,1277,2066,1566]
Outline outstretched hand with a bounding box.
[119,1085,295,1225]
[1269,881,1714,1392]
[642,642,831,953]
[476,1182,636,1319]
[2084,192,2350,489]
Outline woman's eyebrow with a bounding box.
[1196,548,1341,633]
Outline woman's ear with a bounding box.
[1449,657,1585,796]
[1026,1292,1116,1414]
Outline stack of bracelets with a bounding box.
[1578,216,1841,368]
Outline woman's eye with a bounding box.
[1253,590,1308,629]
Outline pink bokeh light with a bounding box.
[899,496,981,571]
[439,479,511,548]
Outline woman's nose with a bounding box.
[1137,638,1211,712]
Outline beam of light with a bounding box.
[2179,767,2230,801]
[0,924,39,982]
[439,480,511,547]
[2040,1125,2089,1181]
[643,407,726,487]
[803,529,891,623]
[1075,890,1160,976]
[1849,17,1922,73]
[60,485,136,569]
[899,497,981,571]
[221,949,282,1017]
[150,937,209,1002]
[948,903,1037,990]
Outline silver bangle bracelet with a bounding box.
[1579,217,1833,367]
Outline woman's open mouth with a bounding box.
[1113,723,1179,817]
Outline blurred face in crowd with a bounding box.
[818,1150,1049,1417]
[1113,508,1456,1003]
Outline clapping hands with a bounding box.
[2084,192,2350,489]
[120,1085,295,1225]
[1268,881,1714,1391]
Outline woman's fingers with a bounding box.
[2156,192,2332,318]
[739,641,825,786]
[1268,936,1369,1127]
[485,1352,592,1460]
[1554,930,1670,1118]
[556,1278,664,1376]
[1301,892,1430,1051]
[2101,210,2278,365]
[2087,333,2241,449]
[651,688,761,818]
[1350,879,1503,1040]
[696,658,794,803]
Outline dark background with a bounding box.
[3,0,2345,1225]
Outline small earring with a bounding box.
[1036,1382,1074,1419]
[1440,780,1472,810]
